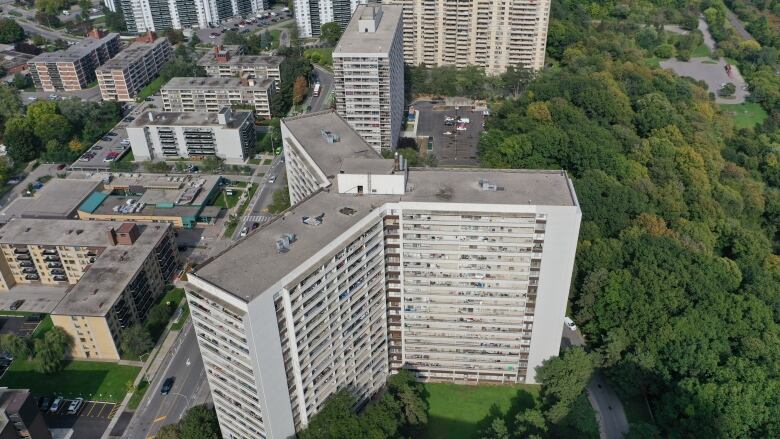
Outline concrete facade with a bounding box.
[96,37,173,102]
[187,111,581,439]
[382,0,551,74]
[27,33,120,91]
[161,76,275,119]
[333,5,404,152]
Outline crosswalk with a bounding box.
[243,214,272,224]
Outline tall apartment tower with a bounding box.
[186,111,581,439]
[294,0,368,37]
[333,5,404,152]
[382,0,551,74]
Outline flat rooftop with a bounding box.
[97,38,167,70]
[29,33,118,63]
[84,195,202,218]
[0,179,101,224]
[50,222,171,316]
[334,4,403,55]
[0,218,125,247]
[128,110,251,129]
[194,168,577,302]
[282,111,383,176]
[197,52,283,68]
[162,76,274,91]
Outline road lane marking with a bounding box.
[153,415,166,423]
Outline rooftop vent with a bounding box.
[275,233,297,253]
[480,179,504,192]
[339,207,357,216]
[302,213,325,226]
[321,130,340,144]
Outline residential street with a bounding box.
[235,155,286,239]
[306,65,334,113]
[562,327,629,439]
[121,323,209,439]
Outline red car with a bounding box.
[56,164,66,170]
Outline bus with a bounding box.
[312,82,321,97]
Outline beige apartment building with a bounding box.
[161,77,274,118]
[96,36,173,102]
[27,32,120,91]
[198,45,282,86]
[187,111,581,439]
[0,219,179,360]
[383,0,551,74]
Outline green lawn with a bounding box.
[210,189,243,208]
[137,76,166,101]
[32,315,53,338]
[0,360,139,402]
[720,102,768,129]
[421,383,539,439]
[263,158,272,165]
[692,44,711,58]
[127,379,149,410]
[160,287,185,307]
[645,56,660,68]
[305,47,334,68]
[270,30,281,48]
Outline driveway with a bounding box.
[562,327,629,439]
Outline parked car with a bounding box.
[239,227,248,238]
[564,316,577,330]
[161,377,174,395]
[67,398,84,414]
[56,164,66,170]
[49,397,64,413]
[251,222,259,230]
[9,300,24,311]
[38,397,51,411]
[268,175,276,184]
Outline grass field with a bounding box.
[421,383,539,439]
[0,360,139,402]
[720,102,768,129]
[305,47,334,68]
[137,76,166,101]
[210,189,243,208]
[692,44,711,58]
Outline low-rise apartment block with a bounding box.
[187,111,581,439]
[161,77,274,119]
[96,36,173,102]
[0,219,178,360]
[383,0,551,74]
[27,32,120,91]
[127,108,254,163]
[198,45,282,86]
[0,389,52,439]
[333,4,404,152]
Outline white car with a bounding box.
[239,227,248,238]
[67,398,84,415]
[268,175,276,184]
[564,316,577,330]
[50,397,64,413]
[443,131,453,135]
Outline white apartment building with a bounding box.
[115,0,269,32]
[333,4,404,152]
[198,46,282,87]
[186,111,581,439]
[294,0,368,37]
[127,108,255,163]
[96,36,173,102]
[383,0,551,74]
[161,77,275,119]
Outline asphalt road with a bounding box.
[724,8,754,41]
[307,65,333,113]
[236,156,286,239]
[562,327,629,439]
[123,323,208,439]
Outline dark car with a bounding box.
[161,377,174,395]
[101,136,112,141]
[9,300,24,311]
[251,222,259,230]
[38,397,51,411]
[56,164,66,170]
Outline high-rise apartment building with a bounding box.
[186,111,581,439]
[127,108,255,163]
[0,219,179,360]
[27,32,120,92]
[382,0,551,74]
[118,0,269,33]
[333,5,404,152]
[97,35,173,102]
[198,46,282,86]
[294,0,368,37]
[161,76,275,118]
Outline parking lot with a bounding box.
[44,400,116,438]
[0,315,42,337]
[195,9,294,45]
[414,101,484,166]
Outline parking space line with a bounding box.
[96,403,109,418]
[107,404,119,419]
[85,402,97,417]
